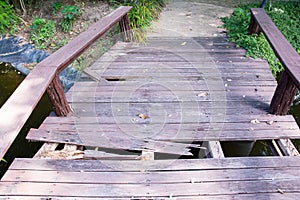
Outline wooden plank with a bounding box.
[0,179,300,197]
[43,114,297,125]
[0,194,298,200]
[83,150,140,160]
[70,80,278,88]
[8,157,300,171]
[27,129,199,156]
[90,60,271,70]
[27,124,300,143]
[3,167,300,184]
[39,121,299,132]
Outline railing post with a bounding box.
[248,13,262,35]
[269,71,298,115]
[47,75,71,116]
[119,14,132,42]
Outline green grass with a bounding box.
[222,1,300,77]
[0,1,19,34]
[30,18,56,49]
[109,0,167,42]
[60,5,81,32]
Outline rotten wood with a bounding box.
[47,75,71,116]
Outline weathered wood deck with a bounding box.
[0,7,300,199]
[1,36,300,198]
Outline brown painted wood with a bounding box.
[249,8,300,115]
[0,65,56,159]
[47,75,71,116]
[270,71,298,115]
[119,14,132,42]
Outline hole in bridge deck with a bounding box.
[221,140,277,157]
[105,77,126,82]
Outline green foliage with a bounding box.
[222,1,300,77]
[60,5,81,32]
[30,18,56,49]
[109,0,167,42]
[52,2,63,15]
[0,1,19,34]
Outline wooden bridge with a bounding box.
[1,6,300,199]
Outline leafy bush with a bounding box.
[60,5,81,32]
[0,1,19,34]
[109,0,167,42]
[52,2,63,15]
[30,18,56,49]
[222,1,300,77]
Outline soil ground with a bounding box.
[14,0,267,51]
[15,0,111,53]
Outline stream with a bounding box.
[0,62,52,177]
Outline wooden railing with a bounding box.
[249,8,300,115]
[0,6,132,159]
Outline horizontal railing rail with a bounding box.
[249,8,300,115]
[0,6,132,159]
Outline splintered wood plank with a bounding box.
[27,125,300,144]
[27,129,198,156]
[83,150,140,160]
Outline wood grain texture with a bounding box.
[1,157,300,197]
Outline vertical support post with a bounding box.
[119,14,132,42]
[47,75,71,116]
[269,71,298,115]
[248,14,262,35]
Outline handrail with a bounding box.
[249,8,300,115]
[0,6,132,159]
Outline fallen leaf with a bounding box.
[138,113,149,119]
[250,119,260,124]
[197,92,209,97]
